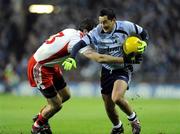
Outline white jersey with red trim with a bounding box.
[33,28,83,66]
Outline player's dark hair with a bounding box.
[99,8,116,20]
[78,18,96,32]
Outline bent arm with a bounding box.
[82,50,124,63]
[139,29,149,43]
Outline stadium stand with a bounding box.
[0,0,179,92]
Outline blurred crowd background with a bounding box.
[0,0,180,92]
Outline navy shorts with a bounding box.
[100,67,130,95]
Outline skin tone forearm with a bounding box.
[82,50,124,64]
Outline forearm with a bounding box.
[97,54,124,63]
[83,51,124,63]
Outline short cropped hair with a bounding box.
[78,18,96,32]
[99,8,116,20]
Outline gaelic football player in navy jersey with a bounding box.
[63,8,148,134]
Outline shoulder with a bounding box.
[88,24,101,36]
[116,20,134,28]
[62,28,78,35]
[90,24,101,34]
[62,28,82,38]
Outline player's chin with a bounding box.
[102,28,109,33]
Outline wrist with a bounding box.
[119,57,124,63]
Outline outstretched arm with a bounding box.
[82,49,124,63]
[62,40,87,71]
[81,47,141,64]
[62,46,142,71]
[70,40,87,58]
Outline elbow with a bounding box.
[140,29,149,43]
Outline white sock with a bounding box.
[34,122,40,128]
[127,112,136,121]
[113,121,122,128]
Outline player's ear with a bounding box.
[112,18,116,22]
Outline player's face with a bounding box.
[99,16,115,33]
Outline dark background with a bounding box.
[0,0,179,92]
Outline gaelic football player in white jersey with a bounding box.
[27,18,140,134]
[27,19,96,134]
[63,8,148,134]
